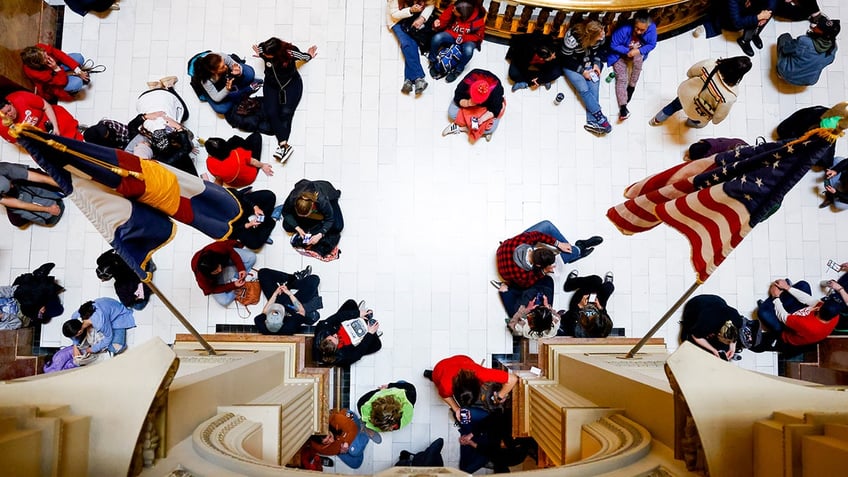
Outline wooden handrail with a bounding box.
[435,0,711,41]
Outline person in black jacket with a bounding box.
[313,299,382,366]
[11,262,65,324]
[95,249,152,310]
[253,267,321,335]
[230,187,277,249]
[559,271,614,338]
[505,32,559,92]
[281,179,343,257]
[821,156,848,209]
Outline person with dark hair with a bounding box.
[83,119,131,149]
[309,409,378,469]
[560,271,615,338]
[229,188,277,250]
[204,132,273,188]
[428,0,487,83]
[506,32,560,92]
[493,275,560,339]
[559,19,611,135]
[426,355,518,421]
[253,266,320,335]
[190,52,258,114]
[821,156,848,209]
[0,161,65,228]
[95,249,152,310]
[441,68,505,142]
[0,91,83,143]
[777,16,840,86]
[387,0,435,95]
[650,56,753,128]
[607,12,657,120]
[20,43,94,102]
[61,297,136,355]
[280,179,343,258]
[252,37,318,163]
[10,262,65,325]
[313,299,382,366]
[62,0,118,16]
[191,240,257,306]
[357,380,416,432]
[756,276,847,349]
[495,220,602,290]
[720,0,777,57]
[680,294,744,360]
[454,405,531,473]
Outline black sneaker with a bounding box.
[752,34,763,49]
[445,70,461,83]
[423,369,433,380]
[619,106,630,121]
[293,265,312,281]
[604,271,614,284]
[737,37,754,57]
[575,236,604,249]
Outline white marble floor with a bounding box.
[3,0,848,473]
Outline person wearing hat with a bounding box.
[776,15,840,86]
[253,266,321,335]
[441,68,505,142]
[679,294,744,360]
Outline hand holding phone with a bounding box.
[587,293,597,303]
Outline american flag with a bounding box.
[607,132,837,282]
[14,126,243,281]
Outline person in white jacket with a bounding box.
[386,0,434,95]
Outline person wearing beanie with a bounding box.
[777,16,840,86]
[441,69,505,142]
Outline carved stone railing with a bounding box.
[435,0,711,41]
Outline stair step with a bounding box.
[0,327,34,363]
[0,355,45,380]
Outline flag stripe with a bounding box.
[623,158,715,199]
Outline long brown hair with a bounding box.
[258,37,296,69]
[571,20,604,49]
[370,395,403,431]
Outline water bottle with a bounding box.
[554,93,565,105]
[605,72,616,83]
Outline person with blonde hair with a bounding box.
[358,381,416,432]
[559,20,612,135]
[280,179,344,257]
[20,43,96,102]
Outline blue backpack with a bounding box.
[434,44,463,79]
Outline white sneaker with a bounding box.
[273,144,293,163]
[441,123,466,136]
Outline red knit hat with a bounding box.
[469,79,491,104]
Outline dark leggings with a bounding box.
[262,73,303,144]
[257,268,320,306]
[564,274,615,310]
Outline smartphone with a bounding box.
[534,292,544,305]
[589,71,599,82]
[588,293,597,302]
[827,259,841,272]
[255,214,265,223]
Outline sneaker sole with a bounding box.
[583,125,610,136]
[281,147,294,163]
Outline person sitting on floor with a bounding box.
[253,266,321,335]
[679,294,744,360]
[62,297,136,356]
[95,249,152,311]
[560,271,615,338]
[428,0,487,83]
[0,90,83,143]
[281,178,344,259]
[0,161,65,228]
[756,277,847,350]
[357,380,417,433]
[21,43,97,102]
[606,11,657,121]
[11,262,65,325]
[495,220,602,290]
[558,19,612,136]
[229,187,277,250]
[309,409,380,469]
[189,52,259,114]
[191,239,257,307]
[492,275,560,339]
[821,155,848,209]
[506,32,560,92]
[204,132,273,188]
[313,299,382,366]
[441,68,505,142]
[777,15,840,86]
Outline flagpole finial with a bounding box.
[0,110,11,128]
[822,101,848,131]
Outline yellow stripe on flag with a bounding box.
[137,159,181,215]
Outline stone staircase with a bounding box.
[0,327,44,381]
[0,404,91,477]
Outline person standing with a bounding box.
[253,37,318,163]
[606,12,657,120]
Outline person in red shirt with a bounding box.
[0,91,83,143]
[191,240,257,306]
[768,277,847,347]
[204,132,273,188]
[426,354,518,420]
[313,299,382,366]
[21,43,93,102]
[428,0,487,82]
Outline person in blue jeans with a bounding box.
[387,0,433,95]
[524,220,601,264]
[559,20,611,136]
[758,278,813,333]
[309,409,380,469]
[62,297,136,355]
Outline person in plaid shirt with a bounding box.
[494,220,602,289]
